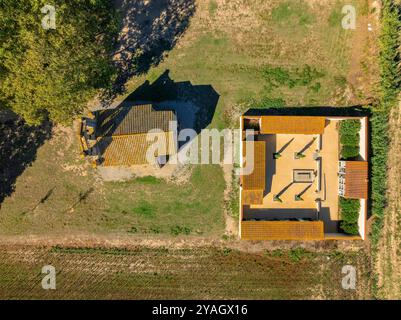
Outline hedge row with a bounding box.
[339,198,360,235]
[370,1,400,297]
[339,119,361,159]
[370,0,400,250]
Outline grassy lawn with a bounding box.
[0,0,373,237]
[0,128,225,236]
[0,245,372,299]
[122,0,371,129]
[103,165,225,236]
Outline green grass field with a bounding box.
[0,129,225,236]
[123,0,370,128]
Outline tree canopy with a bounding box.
[0,0,118,125]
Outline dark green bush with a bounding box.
[339,119,361,159]
[340,134,359,146]
[170,225,191,236]
[370,1,400,297]
[339,198,360,215]
[340,221,359,235]
[341,145,359,159]
[339,198,360,235]
[339,119,361,136]
[339,198,360,223]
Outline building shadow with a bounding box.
[244,106,371,117]
[319,207,340,233]
[103,0,196,103]
[242,207,318,221]
[0,111,52,205]
[255,134,276,194]
[120,70,219,148]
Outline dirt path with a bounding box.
[375,101,401,299]
[0,233,366,255]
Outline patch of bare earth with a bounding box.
[376,101,401,299]
[0,232,367,255]
[97,162,192,184]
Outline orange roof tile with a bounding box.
[242,141,266,190]
[98,131,176,166]
[261,116,326,134]
[242,190,264,205]
[241,221,324,240]
[96,104,175,136]
[344,161,368,199]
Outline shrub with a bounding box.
[339,119,361,136]
[170,225,191,236]
[339,198,360,235]
[288,248,306,262]
[340,198,360,213]
[340,134,359,146]
[341,145,359,159]
[370,0,401,260]
[288,248,314,262]
[339,198,360,223]
[340,221,359,235]
[339,119,361,159]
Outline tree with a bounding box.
[0,0,118,125]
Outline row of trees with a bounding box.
[370,0,400,246]
[0,0,119,125]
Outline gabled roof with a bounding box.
[260,116,326,134]
[242,141,266,190]
[344,161,368,199]
[241,221,324,240]
[96,104,175,137]
[98,131,176,166]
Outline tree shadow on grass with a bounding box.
[103,0,196,104]
[0,111,52,205]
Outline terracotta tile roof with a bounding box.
[344,161,368,199]
[241,221,324,240]
[98,131,176,166]
[242,141,266,190]
[261,116,326,134]
[96,104,175,137]
[242,190,264,205]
